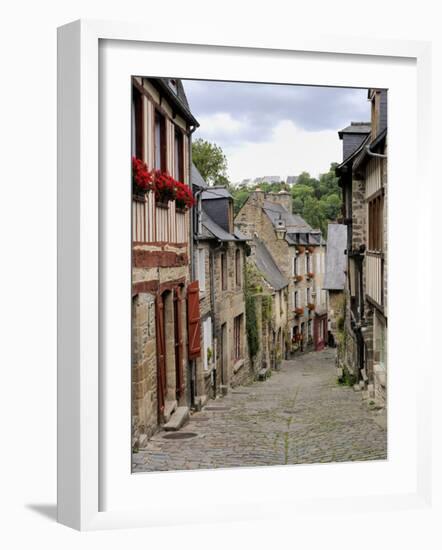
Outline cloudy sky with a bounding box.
[182,79,370,184]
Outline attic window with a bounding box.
[169,79,178,94]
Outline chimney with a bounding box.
[265,190,292,213]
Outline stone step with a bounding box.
[163,406,189,431]
[163,400,177,423]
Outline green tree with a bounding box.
[192,138,229,186]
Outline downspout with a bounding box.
[365,144,387,159]
[210,239,224,393]
[187,124,198,408]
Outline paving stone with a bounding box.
[133,349,387,473]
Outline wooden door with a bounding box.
[174,287,184,400]
[156,294,167,420]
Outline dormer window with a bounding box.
[169,78,178,94]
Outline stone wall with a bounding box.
[132,293,157,447]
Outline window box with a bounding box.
[296,245,305,253]
[307,303,315,311]
[294,275,303,283]
[306,272,315,280]
[294,307,304,316]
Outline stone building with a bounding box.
[192,165,252,399]
[131,77,199,448]
[246,235,290,374]
[336,89,388,407]
[323,223,347,347]
[235,189,327,355]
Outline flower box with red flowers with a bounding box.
[132,157,154,196]
[296,245,305,253]
[131,158,195,210]
[307,303,315,311]
[294,307,304,316]
[294,275,303,283]
[306,272,315,280]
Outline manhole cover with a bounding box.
[162,432,198,440]
[205,406,230,411]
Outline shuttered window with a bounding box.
[187,281,201,359]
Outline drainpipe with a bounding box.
[187,124,198,408]
[210,240,223,393]
[365,144,387,159]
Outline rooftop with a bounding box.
[252,236,289,291]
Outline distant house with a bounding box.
[192,165,252,399]
[247,235,290,372]
[323,223,348,346]
[286,176,299,185]
[235,189,328,355]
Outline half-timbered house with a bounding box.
[336,89,387,407]
[131,77,200,448]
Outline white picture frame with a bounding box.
[57,19,433,531]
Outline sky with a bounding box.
[182,79,370,184]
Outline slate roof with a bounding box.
[338,122,371,138]
[252,237,289,291]
[191,163,208,189]
[199,211,248,242]
[151,78,199,127]
[323,224,347,290]
[201,187,232,200]
[263,201,313,233]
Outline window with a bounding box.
[293,291,298,308]
[132,85,144,159]
[203,317,213,371]
[308,320,313,339]
[234,315,243,361]
[197,248,206,292]
[174,128,184,182]
[220,252,227,291]
[306,253,311,273]
[368,194,384,251]
[235,249,242,288]
[292,255,298,276]
[307,287,311,305]
[154,110,166,170]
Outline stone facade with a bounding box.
[235,190,327,356]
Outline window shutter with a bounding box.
[187,280,201,359]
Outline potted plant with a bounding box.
[307,303,315,311]
[294,274,303,283]
[294,307,304,316]
[306,272,315,280]
[207,346,213,365]
[296,245,305,253]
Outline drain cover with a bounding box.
[162,432,198,440]
[205,406,230,411]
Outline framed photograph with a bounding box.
[57,19,432,531]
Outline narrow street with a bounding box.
[133,348,387,472]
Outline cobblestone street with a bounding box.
[132,348,387,472]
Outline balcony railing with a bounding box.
[132,192,188,244]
